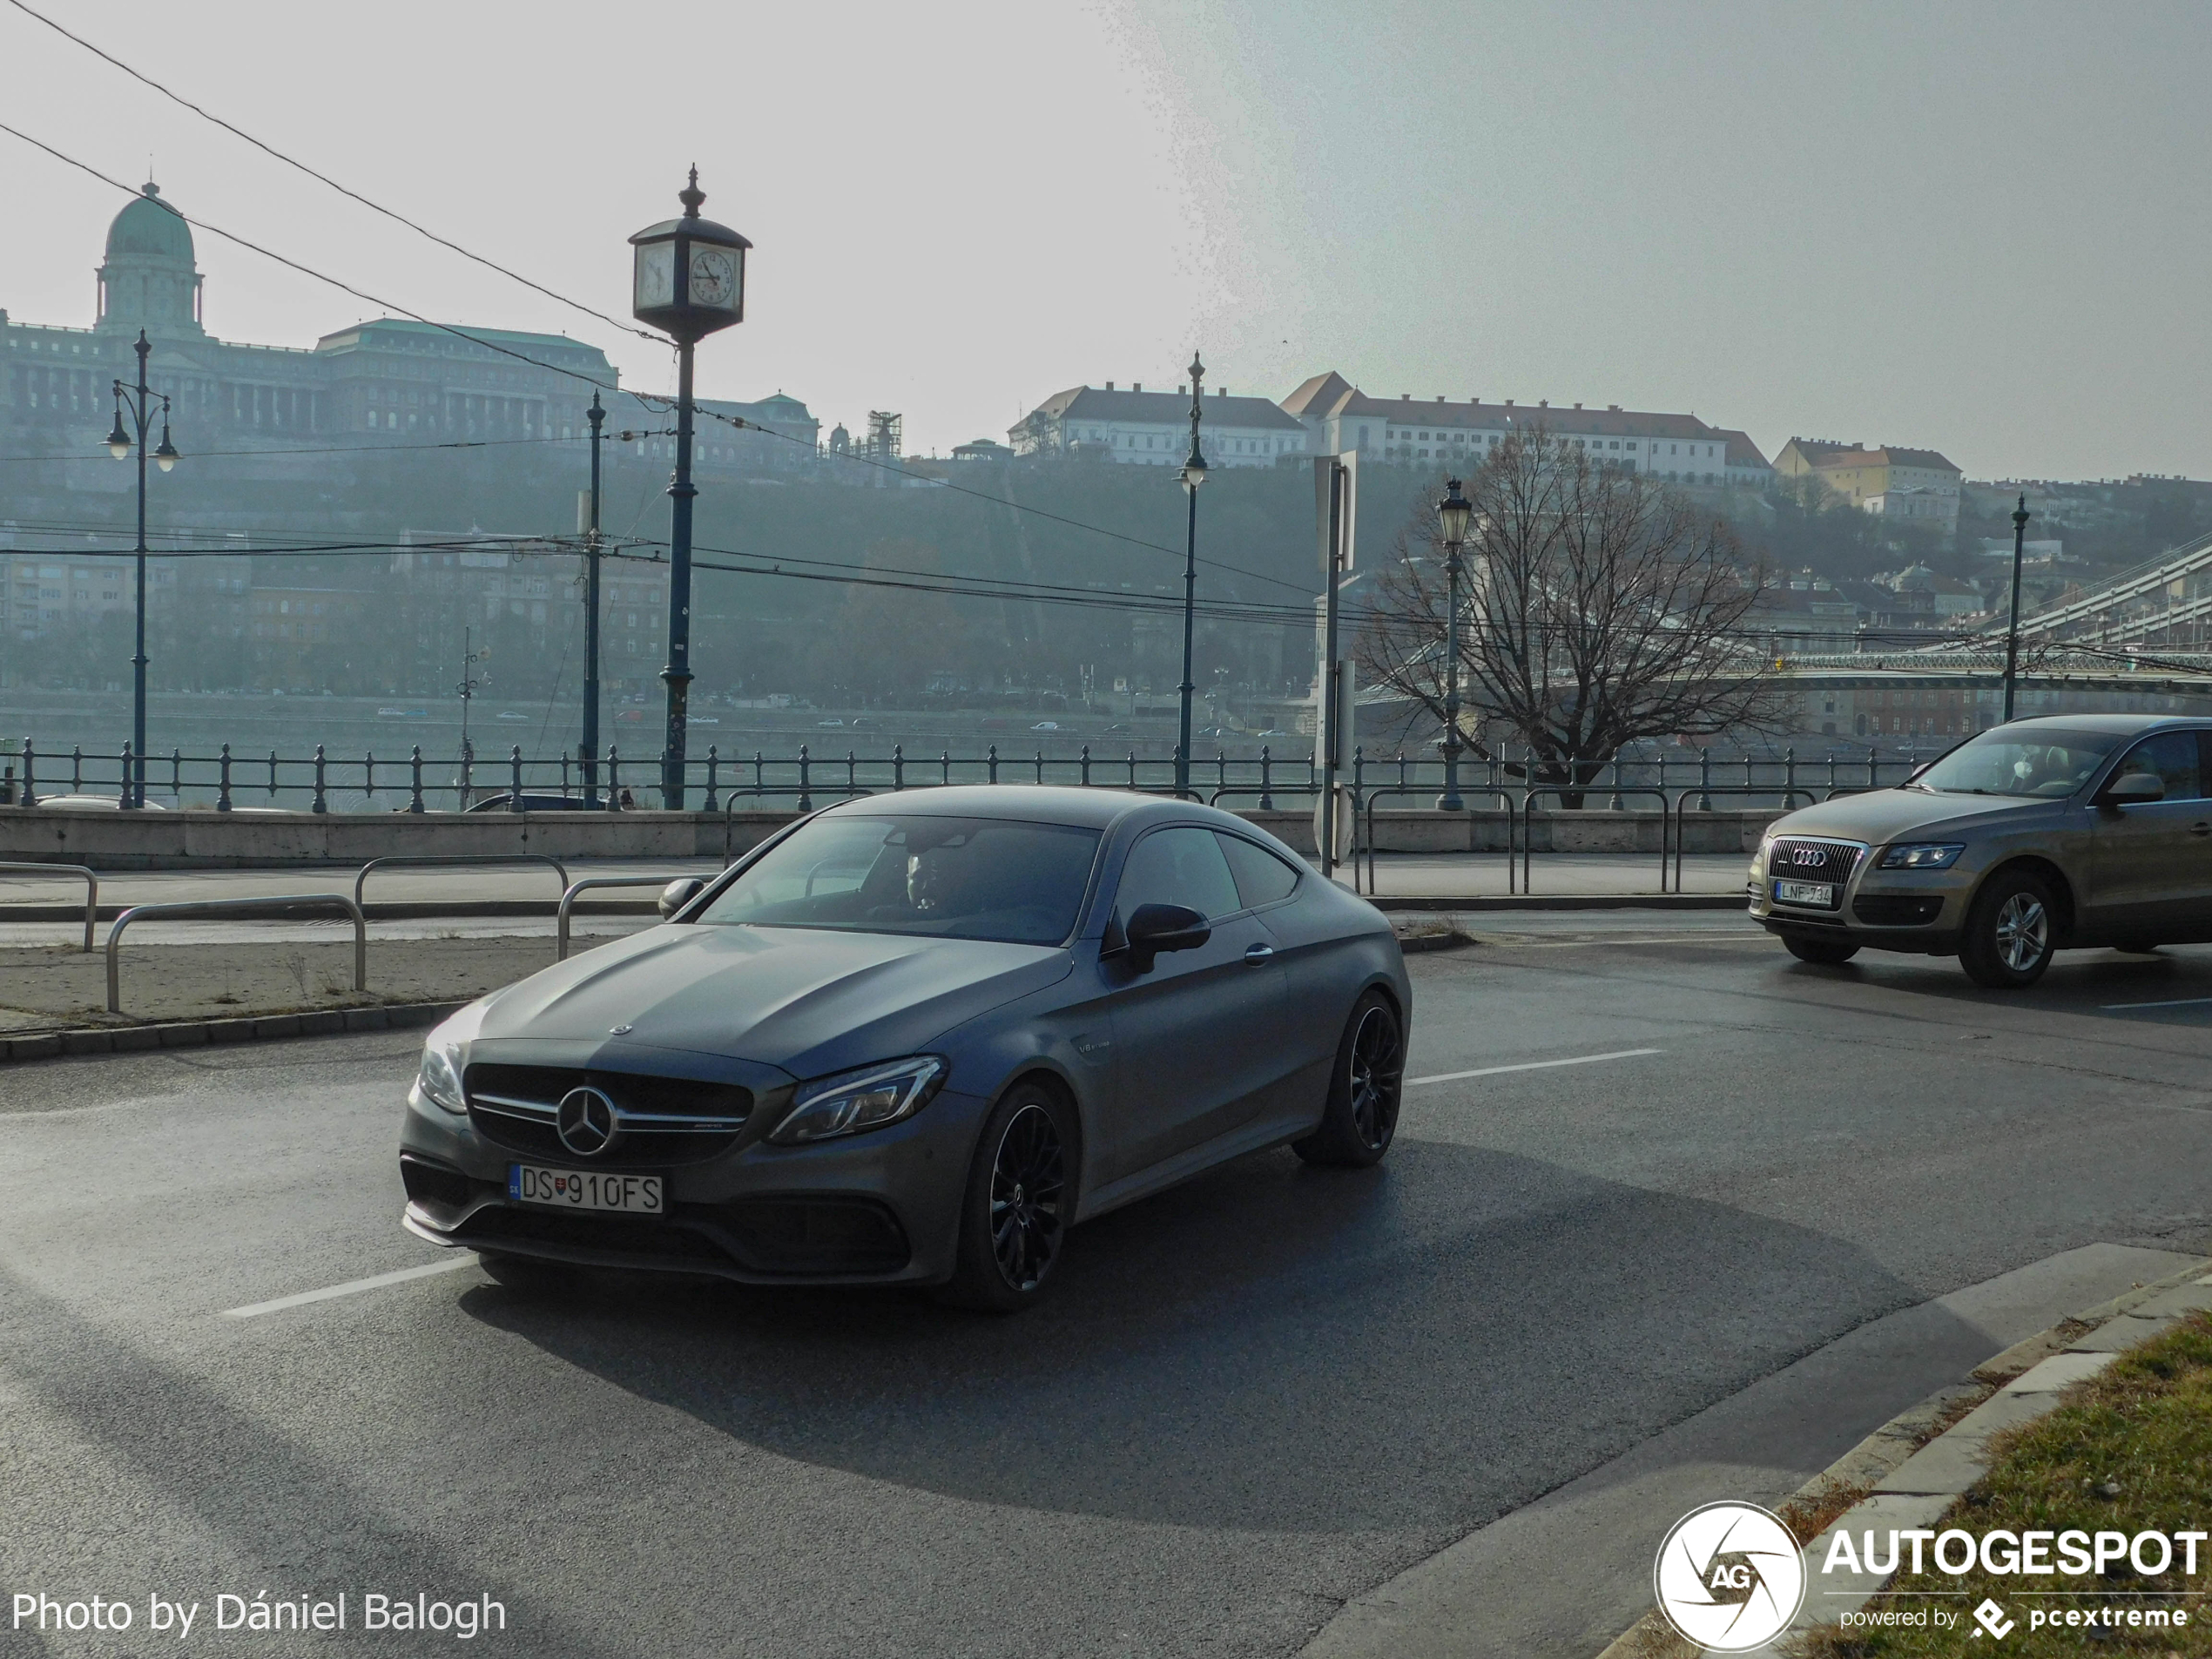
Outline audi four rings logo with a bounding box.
[556,1087,618,1157]
[1653,1502,1806,1651]
[1791,847,1825,867]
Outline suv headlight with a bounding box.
[770,1056,947,1145]
[415,1041,467,1115]
[1878,841,1966,870]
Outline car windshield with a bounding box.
[695,814,1101,945]
[1909,728,2124,798]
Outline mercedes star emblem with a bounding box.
[556,1086,619,1157]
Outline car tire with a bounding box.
[938,1081,1076,1314]
[1293,990,1404,1169]
[1783,934,1860,966]
[1960,868,2058,988]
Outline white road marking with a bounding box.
[2099,995,2212,1010]
[219,1254,479,1319]
[1406,1048,1663,1087]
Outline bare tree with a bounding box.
[1356,428,1785,803]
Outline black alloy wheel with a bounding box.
[941,1082,1073,1312]
[1294,990,1404,1168]
[1783,934,1860,966]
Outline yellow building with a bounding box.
[1775,438,1962,536]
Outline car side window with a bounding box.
[1216,833,1300,907]
[1116,826,1243,921]
[2114,732,2202,801]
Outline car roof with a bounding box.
[1999,713,2208,736]
[815,785,1219,832]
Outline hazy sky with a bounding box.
[2,0,2205,480]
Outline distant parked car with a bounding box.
[616,709,644,725]
[1032,721,1061,732]
[818,718,845,728]
[1105,724,1131,734]
[464,793,589,813]
[30,794,168,811]
[496,711,529,724]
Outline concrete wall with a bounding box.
[0,802,1786,870]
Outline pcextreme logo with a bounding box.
[1653,1501,1807,1652]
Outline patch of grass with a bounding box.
[1795,1312,2212,1656]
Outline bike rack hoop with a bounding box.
[0,860,98,951]
[353,853,570,913]
[1669,786,1818,891]
[1520,787,1670,896]
[106,894,365,1014]
[557,874,698,961]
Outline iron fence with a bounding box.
[0,734,1937,816]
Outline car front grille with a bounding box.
[1769,839,1863,909]
[458,1205,734,1266]
[463,1062,752,1167]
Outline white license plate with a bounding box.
[1774,879,1836,907]
[507,1164,664,1214]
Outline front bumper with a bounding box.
[399,1079,988,1286]
[1747,850,1974,954]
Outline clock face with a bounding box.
[633,242,675,313]
[688,247,736,309]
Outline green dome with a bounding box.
[105,183,195,264]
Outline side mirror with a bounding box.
[658,876,706,919]
[2101,772,2166,808]
[1123,902,1211,972]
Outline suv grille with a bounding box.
[463,1062,752,1167]
[1770,839,1862,907]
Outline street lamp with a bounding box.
[105,328,179,809]
[1435,476,1473,811]
[2002,493,2029,723]
[630,166,750,809]
[1176,353,1208,799]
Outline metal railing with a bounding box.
[1521,788,1671,894]
[0,860,98,951]
[1356,786,1518,896]
[354,853,571,912]
[556,875,690,961]
[0,734,1937,815]
[1668,788,1819,892]
[105,894,366,1014]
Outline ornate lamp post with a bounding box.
[105,327,179,810]
[1435,476,1473,811]
[630,168,749,808]
[1176,353,1208,799]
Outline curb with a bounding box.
[1367,894,1743,913]
[0,999,469,1066]
[1595,1256,2212,1658]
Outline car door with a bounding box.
[2085,730,2212,940]
[1096,825,1293,1184]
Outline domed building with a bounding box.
[96,182,205,339]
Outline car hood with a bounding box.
[470,923,1072,1076]
[1768,788,2057,846]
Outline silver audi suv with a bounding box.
[1749,713,2212,988]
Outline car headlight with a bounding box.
[1878,841,1966,870]
[415,1041,468,1115]
[770,1056,947,1145]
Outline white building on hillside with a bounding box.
[1010,381,1307,468]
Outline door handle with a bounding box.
[1243,943,1275,964]
[2193,823,2211,838]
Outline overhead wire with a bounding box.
[1,0,659,348]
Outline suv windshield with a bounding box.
[696,815,1101,945]
[1910,728,2124,798]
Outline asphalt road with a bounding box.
[3,917,2210,1657]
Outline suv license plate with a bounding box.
[508,1164,664,1214]
[1774,879,1835,907]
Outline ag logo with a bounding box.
[1653,1501,1805,1652]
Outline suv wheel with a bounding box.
[1783,934,1859,966]
[1960,869,2056,988]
